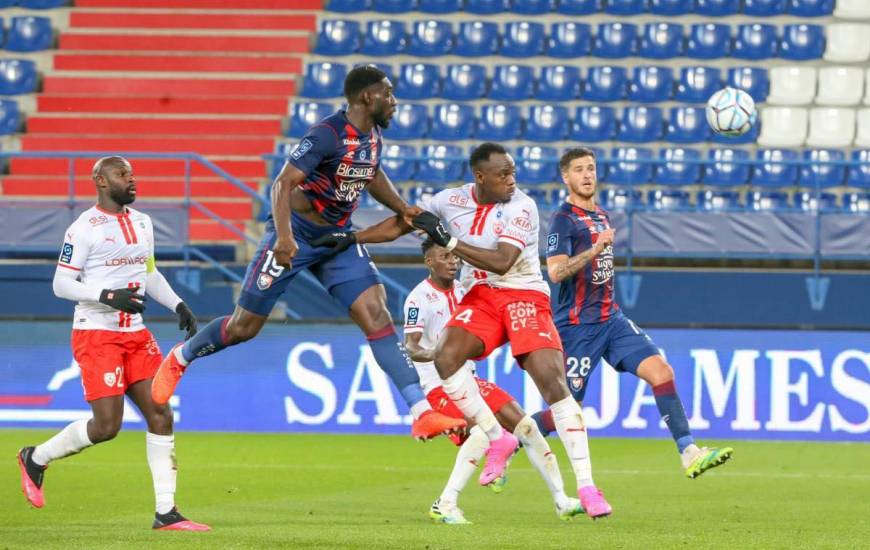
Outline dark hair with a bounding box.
[343,65,388,103]
[421,237,438,256]
[469,142,508,170]
[559,147,597,172]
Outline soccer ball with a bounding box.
[705,87,757,137]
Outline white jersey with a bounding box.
[58,205,155,331]
[403,278,474,395]
[421,183,549,296]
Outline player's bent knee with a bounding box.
[639,356,675,386]
[89,418,122,443]
[147,407,173,434]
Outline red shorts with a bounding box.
[71,329,162,402]
[427,377,515,446]
[446,285,563,360]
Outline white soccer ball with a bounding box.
[705,87,758,137]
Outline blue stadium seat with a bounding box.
[397,63,440,100]
[550,187,569,205]
[842,193,870,213]
[502,22,545,57]
[407,20,453,57]
[618,106,664,142]
[582,65,627,102]
[666,107,711,143]
[655,147,702,185]
[794,191,838,212]
[419,145,465,184]
[648,189,691,210]
[599,188,645,210]
[787,0,834,16]
[477,104,522,141]
[0,99,21,135]
[779,24,825,60]
[408,184,447,203]
[675,66,722,103]
[361,20,407,56]
[19,0,68,7]
[441,64,486,100]
[430,103,476,140]
[466,0,509,13]
[639,23,684,59]
[733,24,777,60]
[418,0,460,12]
[381,144,417,182]
[512,0,556,14]
[686,23,731,59]
[522,186,551,205]
[557,0,602,14]
[604,0,648,15]
[288,102,334,137]
[325,0,370,12]
[628,66,673,103]
[373,0,416,12]
[592,23,637,59]
[752,149,799,187]
[847,150,870,189]
[383,103,429,140]
[570,106,617,142]
[607,147,654,184]
[747,191,790,211]
[696,0,740,15]
[743,0,786,16]
[5,16,53,52]
[354,62,394,82]
[516,145,559,184]
[0,1,15,7]
[538,65,581,101]
[490,64,535,101]
[548,22,592,58]
[727,66,769,103]
[313,20,361,56]
[799,149,846,188]
[455,21,499,57]
[300,63,347,98]
[702,148,752,186]
[697,190,741,211]
[526,105,570,142]
[649,0,691,15]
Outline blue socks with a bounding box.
[366,325,426,408]
[180,316,231,364]
[531,409,556,437]
[653,380,695,453]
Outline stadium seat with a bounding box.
[397,63,440,100]
[799,149,846,188]
[834,0,870,20]
[655,147,702,186]
[373,0,416,11]
[19,0,68,7]
[515,145,559,184]
[288,102,334,138]
[787,0,834,16]
[607,147,654,184]
[0,99,21,135]
[5,16,53,52]
[407,20,453,57]
[526,105,569,142]
[511,0,556,14]
[430,103,475,140]
[548,22,592,58]
[847,150,870,188]
[381,144,417,181]
[455,21,499,57]
[418,0,460,12]
[538,65,581,101]
[477,104,522,141]
[686,23,731,59]
[570,106,617,142]
[794,192,837,212]
[648,189,691,211]
[806,108,855,148]
[752,149,799,187]
[743,0,787,16]
[854,109,870,148]
[727,66,769,103]
[696,0,740,16]
[354,62,395,82]
[465,0,509,14]
[666,107,711,143]
[408,184,447,203]
[502,22,545,58]
[300,63,347,99]
[557,0,602,14]
[592,23,637,59]
[361,20,407,56]
[490,64,535,101]
[599,189,644,210]
[618,106,664,143]
[628,66,673,103]
[697,190,741,211]
[703,148,751,186]
[419,145,464,184]
[842,192,870,213]
[780,25,825,60]
[326,0,370,12]
[638,23,684,60]
[676,66,722,103]
[441,64,486,101]
[865,69,870,105]
[313,20,361,56]
[815,67,863,106]
[767,66,817,106]
[757,107,808,147]
[0,0,14,6]
[582,65,627,102]
[650,0,690,15]
[824,24,870,63]
[733,24,777,60]
[382,103,428,140]
[747,191,790,211]
[604,0,647,15]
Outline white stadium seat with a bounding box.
[816,67,864,106]
[864,69,870,106]
[806,107,856,148]
[854,109,870,148]
[833,0,870,20]
[767,66,817,106]
[824,24,870,63]
[757,107,808,148]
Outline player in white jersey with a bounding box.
[16,156,209,531]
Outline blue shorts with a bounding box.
[237,212,382,316]
[557,312,660,401]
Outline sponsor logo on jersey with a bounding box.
[257,273,274,291]
[511,217,532,231]
[448,194,468,207]
[547,233,558,252]
[291,138,313,160]
[336,163,376,179]
[359,150,367,160]
[343,138,360,145]
[89,215,110,226]
[104,256,148,267]
[60,243,74,263]
[406,307,419,325]
[592,253,614,285]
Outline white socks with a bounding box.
[173,345,189,367]
[32,418,93,466]
[513,415,571,508]
[409,400,432,419]
[441,369,502,440]
[439,426,488,504]
[146,432,177,515]
[551,396,595,489]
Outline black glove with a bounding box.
[99,287,146,314]
[310,231,357,254]
[175,302,198,340]
[412,211,453,247]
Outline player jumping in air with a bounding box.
[532,147,733,479]
[16,156,209,531]
[150,66,465,441]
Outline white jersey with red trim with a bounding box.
[421,183,549,296]
[58,205,154,331]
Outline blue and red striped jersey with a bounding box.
[546,202,619,326]
[284,110,382,227]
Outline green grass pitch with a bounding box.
[3,429,868,549]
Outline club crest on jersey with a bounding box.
[291,138,313,160]
[257,273,274,291]
[359,150,367,160]
[60,243,74,263]
[104,372,116,387]
[547,233,558,252]
[406,307,419,325]
[493,221,504,235]
[571,377,584,391]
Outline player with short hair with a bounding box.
[150,66,464,441]
[16,156,209,531]
[532,147,733,479]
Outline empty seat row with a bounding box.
[600,189,868,213]
[757,107,870,148]
[0,16,52,52]
[769,66,870,107]
[315,19,827,60]
[0,0,67,8]
[0,58,37,94]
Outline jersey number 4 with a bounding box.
[454,309,473,324]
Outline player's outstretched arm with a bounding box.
[368,168,422,224]
[271,162,306,269]
[404,332,434,363]
[309,215,414,251]
[546,228,614,284]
